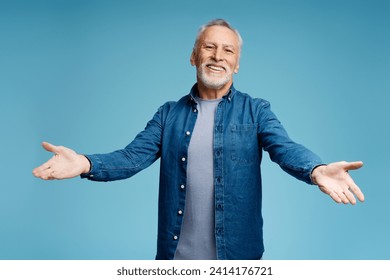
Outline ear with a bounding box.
[234,63,240,74]
[190,50,196,66]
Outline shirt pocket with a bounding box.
[229,123,260,166]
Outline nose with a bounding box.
[212,47,223,61]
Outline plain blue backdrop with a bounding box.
[1,0,389,259]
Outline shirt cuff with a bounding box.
[80,154,101,180]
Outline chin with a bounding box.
[199,75,231,90]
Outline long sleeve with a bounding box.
[80,105,164,181]
[257,100,323,184]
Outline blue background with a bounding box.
[1,0,389,260]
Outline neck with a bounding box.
[196,80,232,100]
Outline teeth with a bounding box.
[208,65,224,71]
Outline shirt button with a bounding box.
[89,174,94,178]
[186,131,191,136]
[181,157,186,162]
[180,184,185,190]
[178,209,183,215]
[173,235,178,240]
[193,109,197,113]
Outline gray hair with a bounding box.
[193,19,243,51]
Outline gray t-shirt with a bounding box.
[174,96,221,260]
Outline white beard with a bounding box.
[197,62,232,89]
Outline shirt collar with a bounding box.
[188,83,236,105]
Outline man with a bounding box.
[33,19,364,260]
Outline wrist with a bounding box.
[80,155,92,174]
[311,164,326,185]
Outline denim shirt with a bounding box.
[81,84,322,260]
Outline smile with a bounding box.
[207,64,225,72]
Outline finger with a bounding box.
[32,163,48,177]
[33,156,55,174]
[336,190,350,204]
[32,157,57,178]
[33,168,49,179]
[342,161,363,171]
[33,165,51,179]
[47,170,57,180]
[39,168,59,180]
[327,184,351,204]
[42,172,55,180]
[42,142,60,154]
[346,177,365,202]
[319,185,342,204]
[343,188,357,205]
[328,191,342,204]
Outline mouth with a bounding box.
[206,64,225,72]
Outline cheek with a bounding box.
[197,53,209,64]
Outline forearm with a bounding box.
[271,143,323,184]
[80,151,139,182]
[80,148,158,181]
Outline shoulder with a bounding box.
[152,93,191,125]
[158,94,189,112]
[232,88,271,110]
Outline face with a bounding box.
[191,25,240,90]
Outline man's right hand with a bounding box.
[32,142,91,180]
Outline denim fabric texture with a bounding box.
[81,84,323,260]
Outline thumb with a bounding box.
[343,161,364,171]
[41,141,60,154]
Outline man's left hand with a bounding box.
[311,161,364,205]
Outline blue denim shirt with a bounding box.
[81,84,322,260]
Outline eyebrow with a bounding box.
[202,41,236,49]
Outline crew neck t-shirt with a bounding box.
[174,96,221,260]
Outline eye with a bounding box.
[225,48,234,54]
[204,44,214,50]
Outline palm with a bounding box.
[312,161,364,204]
[32,142,90,180]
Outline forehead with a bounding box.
[198,25,239,48]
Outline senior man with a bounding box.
[33,19,364,260]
